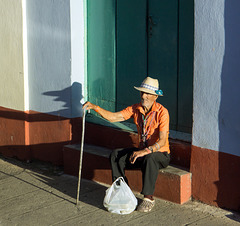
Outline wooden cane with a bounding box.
[76,108,87,205]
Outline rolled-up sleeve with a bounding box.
[159,109,169,132]
[120,106,134,120]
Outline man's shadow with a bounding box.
[42,82,84,118]
[42,81,85,146]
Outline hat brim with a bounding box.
[134,86,163,96]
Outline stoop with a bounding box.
[63,144,192,204]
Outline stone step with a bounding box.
[63,144,192,204]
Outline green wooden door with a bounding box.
[147,0,179,130]
[87,0,116,112]
[116,0,147,111]
[87,0,193,134]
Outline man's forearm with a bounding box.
[94,105,124,122]
[83,102,125,122]
[147,131,167,153]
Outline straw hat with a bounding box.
[134,77,163,96]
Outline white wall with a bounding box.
[193,0,240,157]
[70,0,86,117]
[26,0,85,118]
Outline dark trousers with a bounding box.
[109,148,170,196]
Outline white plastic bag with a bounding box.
[103,177,138,214]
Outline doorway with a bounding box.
[87,0,194,133]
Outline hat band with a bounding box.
[141,83,158,91]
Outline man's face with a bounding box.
[140,91,158,110]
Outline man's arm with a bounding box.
[154,131,167,150]
[129,131,167,164]
[83,101,125,123]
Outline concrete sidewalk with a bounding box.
[0,156,239,226]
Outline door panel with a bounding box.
[116,0,148,111]
[87,0,116,112]
[178,0,194,133]
[147,0,179,130]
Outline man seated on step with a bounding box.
[83,77,170,213]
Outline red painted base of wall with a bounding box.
[0,106,71,165]
[191,146,240,211]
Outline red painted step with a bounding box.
[63,144,192,204]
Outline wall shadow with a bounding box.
[0,82,84,165]
[0,82,83,122]
[217,0,240,211]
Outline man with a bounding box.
[83,77,170,212]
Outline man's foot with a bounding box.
[137,198,155,212]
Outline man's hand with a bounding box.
[129,149,149,164]
[83,101,97,111]
[82,101,125,123]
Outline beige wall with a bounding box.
[0,0,24,111]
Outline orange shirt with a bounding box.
[120,101,170,153]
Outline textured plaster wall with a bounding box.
[193,0,240,157]
[0,0,24,111]
[193,0,224,151]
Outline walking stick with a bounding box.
[76,108,87,206]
